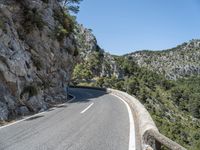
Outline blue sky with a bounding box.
[77,0,200,55]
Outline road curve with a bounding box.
[0,88,134,150]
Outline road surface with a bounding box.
[0,88,135,150]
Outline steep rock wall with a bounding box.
[75,25,123,79]
[0,0,78,121]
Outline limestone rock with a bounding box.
[0,102,8,121]
[0,0,78,121]
[18,106,29,116]
[27,96,47,113]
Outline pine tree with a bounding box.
[58,0,83,14]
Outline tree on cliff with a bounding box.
[58,0,83,14]
[72,64,92,82]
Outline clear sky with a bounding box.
[77,0,200,55]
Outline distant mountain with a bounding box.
[126,39,200,80]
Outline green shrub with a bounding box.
[53,8,76,34]
[127,77,140,95]
[193,141,200,150]
[23,8,45,33]
[56,26,69,41]
[63,13,76,32]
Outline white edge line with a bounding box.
[0,94,76,130]
[0,111,46,130]
[80,103,94,114]
[111,94,136,150]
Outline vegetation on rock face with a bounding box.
[22,8,45,33]
[55,26,69,41]
[73,64,93,81]
[58,0,83,14]
[72,49,103,84]
[53,8,76,41]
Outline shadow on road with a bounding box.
[47,108,55,112]
[55,105,68,108]
[68,88,108,104]
[25,115,44,121]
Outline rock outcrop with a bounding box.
[75,25,123,78]
[0,0,78,121]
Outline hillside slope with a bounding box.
[127,39,200,80]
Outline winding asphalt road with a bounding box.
[0,88,135,150]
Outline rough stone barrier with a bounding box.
[71,86,187,150]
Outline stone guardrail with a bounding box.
[71,86,187,150]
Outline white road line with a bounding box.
[111,94,136,150]
[0,94,76,130]
[80,103,94,114]
[0,111,47,130]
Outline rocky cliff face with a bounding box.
[75,25,123,79]
[127,40,200,80]
[0,0,78,121]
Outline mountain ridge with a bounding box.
[126,39,200,54]
[125,39,200,80]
